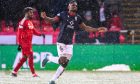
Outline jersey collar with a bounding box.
[68,12,76,16]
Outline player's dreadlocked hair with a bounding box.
[23,7,34,15]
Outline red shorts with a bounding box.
[21,45,33,56]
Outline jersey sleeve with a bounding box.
[33,28,42,36]
[17,18,26,45]
[78,15,83,24]
[56,13,61,18]
[26,20,42,36]
[26,20,34,29]
[55,12,64,22]
[17,28,22,45]
[53,16,60,22]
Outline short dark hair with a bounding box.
[23,7,34,15]
[69,0,77,4]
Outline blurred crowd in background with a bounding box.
[0,0,125,44]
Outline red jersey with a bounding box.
[111,16,122,29]
[17,18,41,47]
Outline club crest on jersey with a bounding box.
[70,21,74,25]
[28,21,34,29]
[67,21,74,29]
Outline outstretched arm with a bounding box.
[17,28,22,45]
[33,29,45,38]
[79,22,107,32]
[33,28,41,36]
[17,28,22,51]
[41,12,59,23]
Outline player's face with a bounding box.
[27,10,34,19]
[68,2,78,12]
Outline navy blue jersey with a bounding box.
[56,11,83,44]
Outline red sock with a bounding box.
[14,57,27,72]
[28,55,35,74]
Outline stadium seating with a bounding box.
[121,0,140,43]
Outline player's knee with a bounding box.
[59,56,69,68]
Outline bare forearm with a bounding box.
[44,17,56,23]
[80,23,107,33]
[41,12,58,23]
[84,26,98,32]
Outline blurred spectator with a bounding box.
[83,11,97,27]
[84,10,98,43]
[109,25,125,43]
[106,11,125,44]
[98,0,111,28]
[109,25,120,32]
[77,0,99,21]
[94,1,105,43]
[109,11,123,29]
[107,25,121,43]
[95,1,111,43]
[99,2,106,27]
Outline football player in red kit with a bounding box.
[11,7,45,77]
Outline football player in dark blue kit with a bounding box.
[41,1,107,84]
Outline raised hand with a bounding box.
[98,27,108,32]
[41,12,47,19]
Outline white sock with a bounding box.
[51,66,64,81]
[48,56,59,64]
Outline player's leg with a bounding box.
[28,52,39,77]
[49,43,72,65]
[51,65,64,80]
[49,43,73,84]
[42,43,68,67]
[42,43,64,67]
[51,54,70,80]
[42,54,59,67]
[49,54,71,84]
[12,55,27,77]
[49,66,65,84]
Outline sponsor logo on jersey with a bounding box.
[67,21,74,29]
